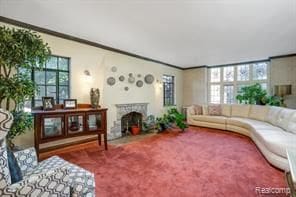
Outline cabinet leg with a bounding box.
[98,134,101,146]
[104,133,108,150]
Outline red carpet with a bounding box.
[57,127,287,197]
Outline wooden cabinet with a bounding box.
[32,107,107,158]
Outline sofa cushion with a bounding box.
[191,115,226,124]
[208,104,222,116]
[227,118,253,130]
[287,112,296,134]
[26,156,95,196]
[248,105,269,121]
[266,106,282,126]
[227,117,274,131]
[231,104,250,118]
[252,128,296,158]
[14,147,38,176]
[276,109,295,131]
[221,104,232,117]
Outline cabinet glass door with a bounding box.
[87,113,102,131]
[67,114,84,134]
[43,116,64,138]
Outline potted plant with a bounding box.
[131,125,140,135]
[236,83,283,106]
[167,108,188,132]
[0,26,51,148]
[156,114,169,132]
[236,83,267,105]
[142,115,156,133]
[156,108,188,132]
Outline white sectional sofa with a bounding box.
[187,104,296,171]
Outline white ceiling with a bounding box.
[0,0,296,68]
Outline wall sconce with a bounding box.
[84,70,92,82]
[84,70,91,76]
[156,79,163,88]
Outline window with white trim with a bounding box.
[208,61,269,104]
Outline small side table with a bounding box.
[286,149,296,197]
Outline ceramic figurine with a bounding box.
[90,88,100,108]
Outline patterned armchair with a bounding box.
[0,109,95,196]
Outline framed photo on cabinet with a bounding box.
[64,99,77,109]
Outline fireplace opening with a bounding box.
[121,111,142,135]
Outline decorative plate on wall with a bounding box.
[119,75,125,82]
[144,74,155,84]
[136,80,144,87]
[107,77,116,86]
[124,87,129,91]
[111,66,117,72]
[128,76,135,84]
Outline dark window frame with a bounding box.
[163,74,175,106]
[27,55,71,107]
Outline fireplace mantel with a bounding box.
[115,103,148,121]
[115,102,149,107]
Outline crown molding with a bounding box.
[269,53,296,59]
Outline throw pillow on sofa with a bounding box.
[208,104,222,116]
[188,107,196,116]
[193,105,202,115]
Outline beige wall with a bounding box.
[270,56,296,109]
[0,22,183,147]
[183,67,208,106]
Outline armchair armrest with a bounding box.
[13,147,38,176]
[3,168,71,197]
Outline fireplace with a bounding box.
[121,112,142,135]
[109,103,148,139]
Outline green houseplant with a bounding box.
[236,83,267,105]
[0,26,51,146]
[156,108,187,132]
[236,83,282,106]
